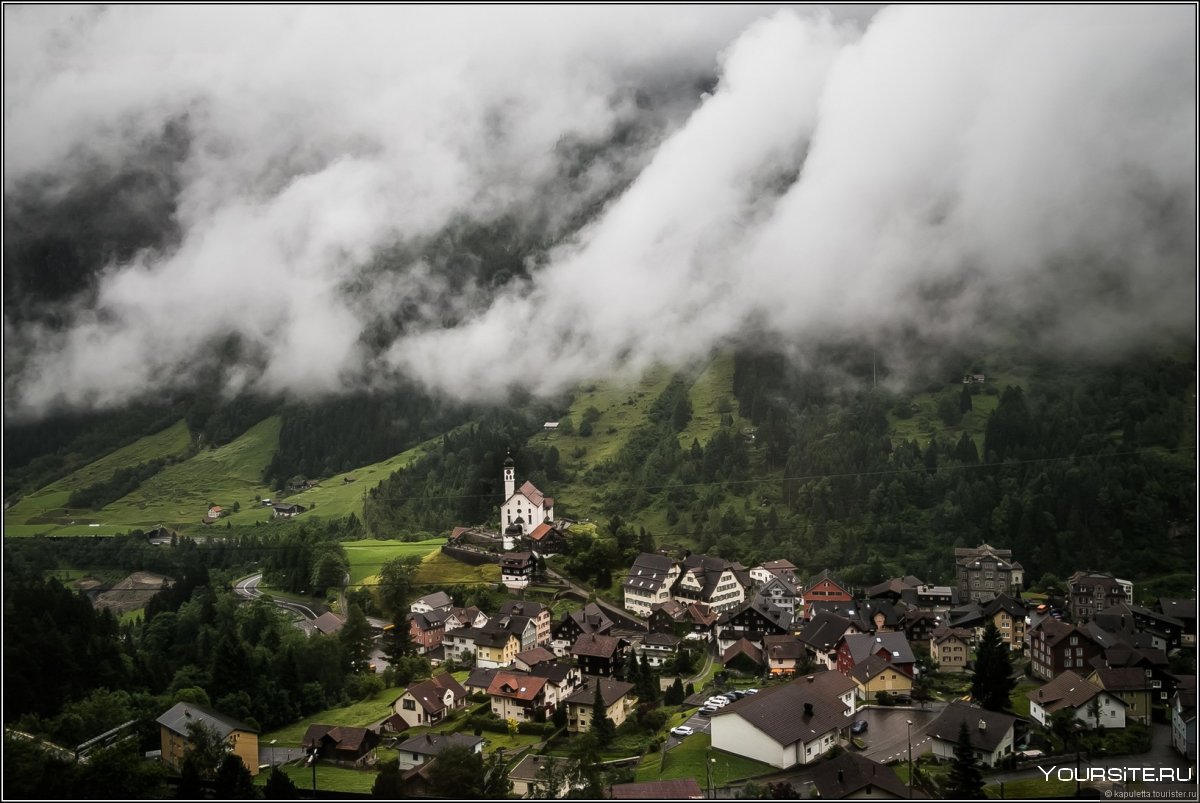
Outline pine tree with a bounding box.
[947,721,985,799]
[590,682,616,747]
[971,621,1015,711]
[264,766,300,799]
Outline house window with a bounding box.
[403,699,416,710]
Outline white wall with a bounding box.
[711,714,795,769]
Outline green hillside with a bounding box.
[3,419,193,534]
[84,416,283,532]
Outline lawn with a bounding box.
[263,436,439,522]
[524,366,674,514]
[343,539,445,586]
[412,549,501,587]
[4,419,193,533]
[37,416,285,534]
[676,354,748,448]
[637,733,775,784]
[262,685,405,746]
[255,761,378,795]
[984,776,1076,799]
[1010,681,1039,718]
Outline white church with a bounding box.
[500,452,554,548]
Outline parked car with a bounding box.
[726,690,745,700]
[671,725,695,737]
[705,697,729,707]
[698,706,718,717]
[743,688,759,694]
[893,694,911,705]
[851,719,869,734]
[1018,749,1046,760]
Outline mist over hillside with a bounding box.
[3,5,1195,422]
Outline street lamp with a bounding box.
[906,719,914,798]
[707,756,717,799]
[270,739,277,767]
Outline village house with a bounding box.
[528,661,583,709]
[763,634,805,676]
[1029,619,1104,681]
[865,575,925,603]
[499,600,552,647]
[527,521,569,555]
[750,559,799,587]
[1087,668,1153,724]
[311,611,346,636]
[855,599,902,634]
[1027,670,1128,729]
[648,599,690,635]
[407,610,449,655]
[1156,598,1197,647]
[500,552,536,590]
[902,609,944,644]
[474,624,522,669]
[302,724,381,767]
[444,606,488,632]
[674,553,751,614]
[392,673,467,729]
[1066,571,1129,623]
[410,591,454,614]
[570,633,629,677]
[758,574,800,618]
[928,703,1016,767]
[1094,603,1184,653]
[272,503,306,519]
[512,646,556,673]
[930,626,973,673]
[983,594,1028,651]
[1171,676,1196,761]
[508,754,575,799]
[850,654,914,703]
[716,598,791,652]
[500,454,554,539]
[442,626,482,665]
[801,569,854,622]
[564,677,637,734]
[487,670,551,722]
[722,638,765,674]
[955,544,1023,602]
[811,752,910,800]
[798,612,860,670]
[156,702,260,776]
[836,632,915,679]
[552,603,614,656]
[395,732,483,772]
[623,552,682,616]
[710,671,857,769]
[906,583,957,611]
[638,631,681,668]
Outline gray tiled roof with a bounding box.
[156,702,256,738]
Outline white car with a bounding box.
[670,725,695,737]
[705,697,730,707]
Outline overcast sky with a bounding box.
[3,5,1194,417]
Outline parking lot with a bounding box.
[854,704,944,763]
[664,690,759,749]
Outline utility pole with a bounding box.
[906,719,914,798]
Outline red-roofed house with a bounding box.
[487,671,551,722]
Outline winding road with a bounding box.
[233,573,325,622]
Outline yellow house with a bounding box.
[475,627,521,669]
[564,678,637,733]
[1088,668,1153,724]
[849,655,913,703]
[156,702,260,776]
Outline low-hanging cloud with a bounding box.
[4,5,1194,418]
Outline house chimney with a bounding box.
[978,719,987,730]
[837,770,844,784]
[806,675,815,683]
[804,703,813,716]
